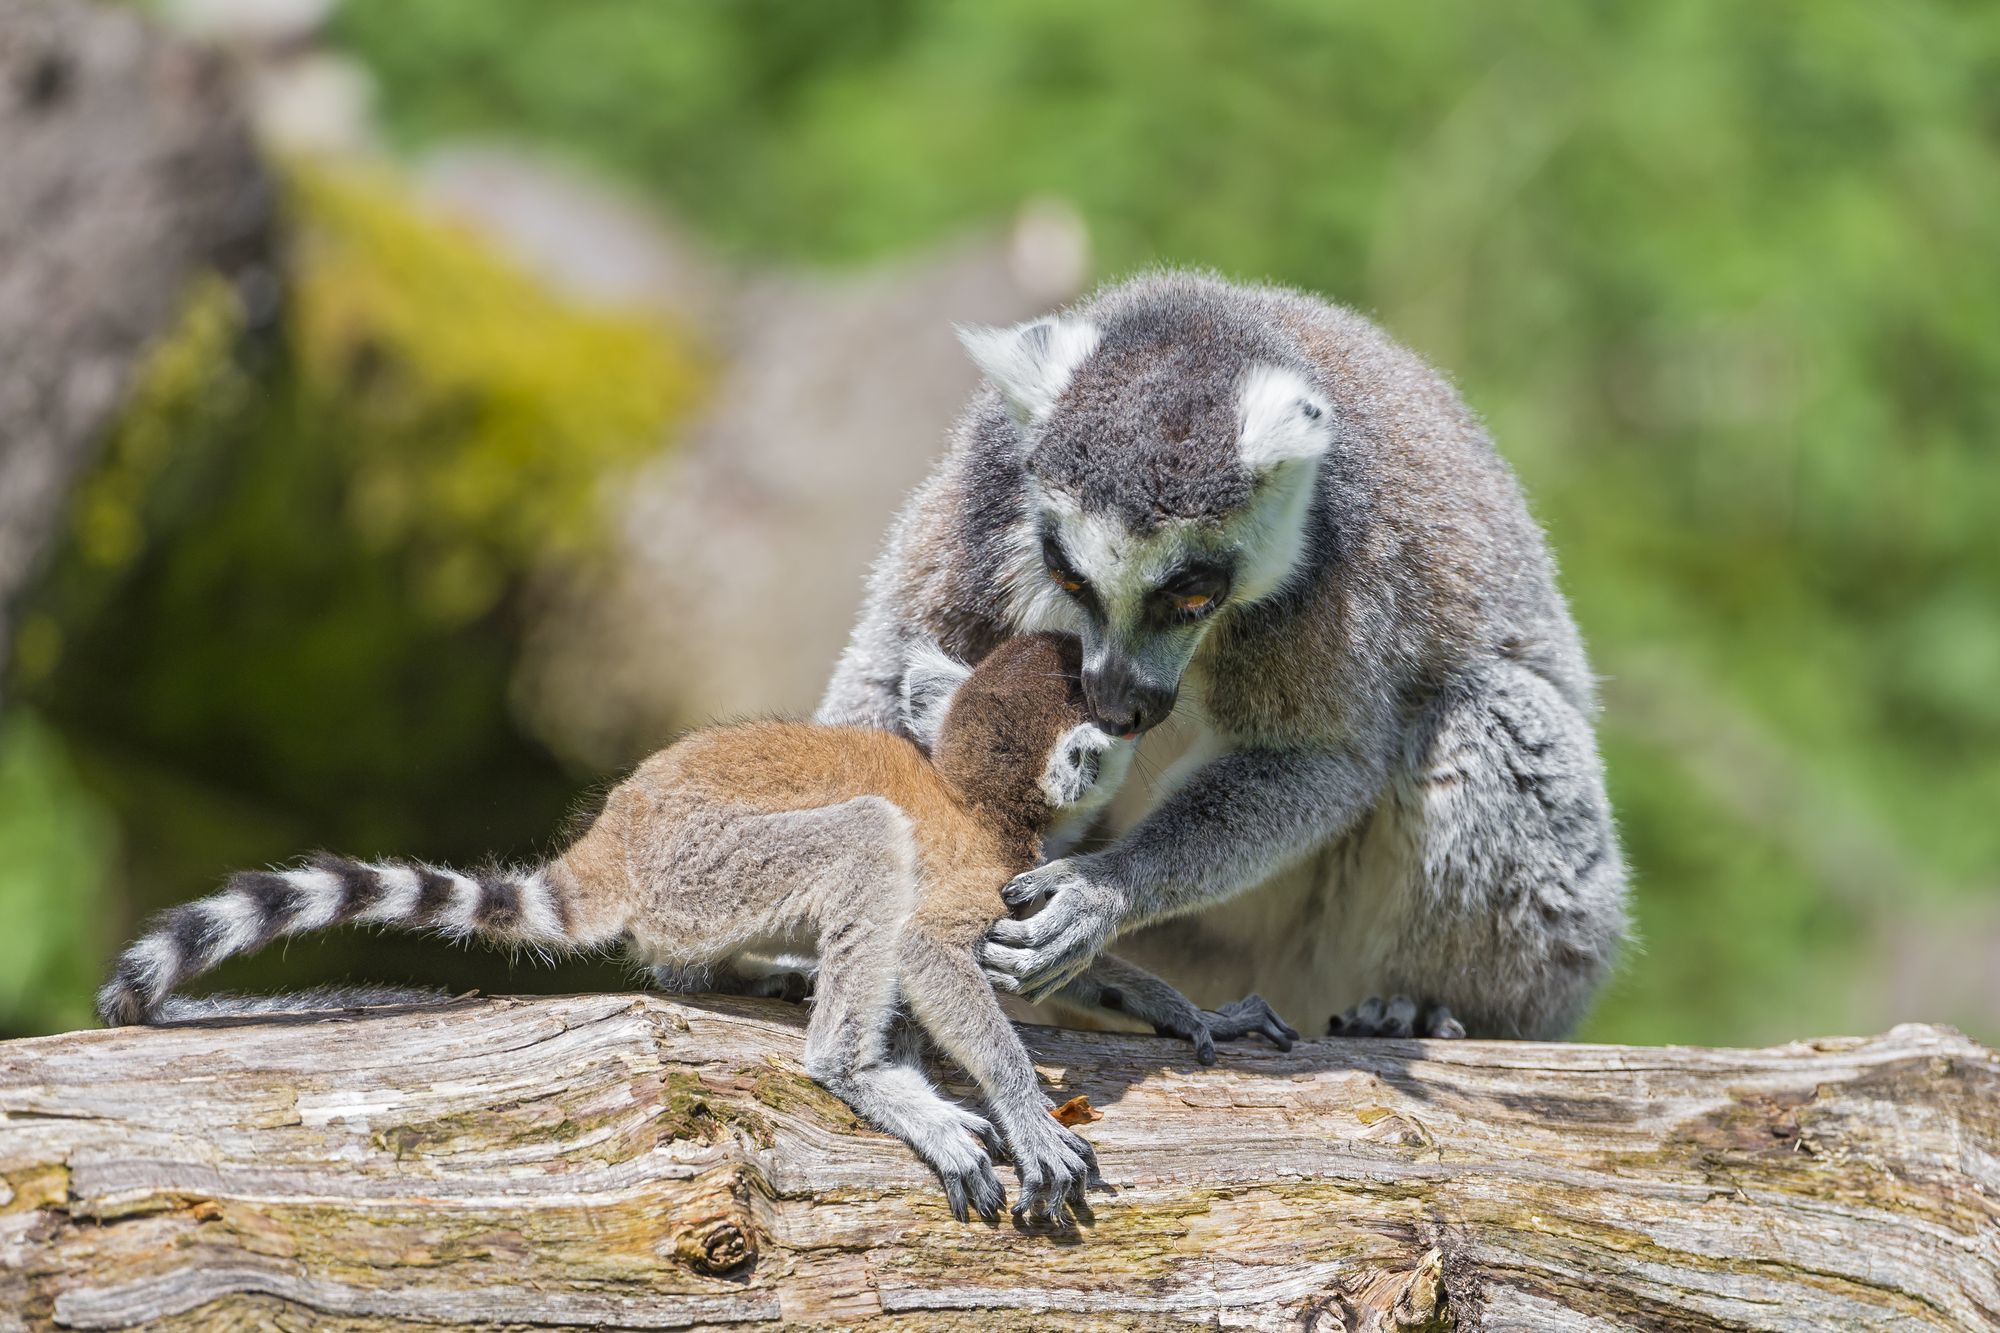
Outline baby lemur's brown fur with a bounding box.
[98,633,1291,1224]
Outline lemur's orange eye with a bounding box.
[1174,591,1214,614]
[1049,566,1085,594]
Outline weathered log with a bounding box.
[0,993,1993,1330]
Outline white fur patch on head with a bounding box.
[998,476,1087,634]
[1236,363,1335,473]
[957,316,1102,428]
[1228,363,1335,603]
[899,638,975,750]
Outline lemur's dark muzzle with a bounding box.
[1083,658,1177,738]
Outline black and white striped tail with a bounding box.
[97,854,572,1026]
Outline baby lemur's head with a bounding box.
[899,632,1133,845]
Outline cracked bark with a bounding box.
[0,994,1994,1330]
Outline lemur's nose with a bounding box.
[1091,704,1145,739]
[1084,661,1176,739]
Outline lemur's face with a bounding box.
[960,317,1336,737]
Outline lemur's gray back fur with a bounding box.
[821,270,1626,1039]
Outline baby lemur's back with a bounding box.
[99,633,1288,1225]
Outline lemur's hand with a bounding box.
[982,856,1126,1002]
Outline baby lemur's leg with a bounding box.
[1056,955,1297,1065]
[897,910,1099,1227]
[774,799,1005,1223]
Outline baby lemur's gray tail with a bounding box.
[97,854,581,1026]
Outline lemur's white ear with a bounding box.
[1237,363,1335,473]
[957,317,1102,427]
[899,639,975,751]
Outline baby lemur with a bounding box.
[98,632,1291,1225]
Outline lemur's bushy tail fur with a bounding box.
[96,854,576,1026]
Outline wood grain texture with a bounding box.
[0,994,1994,1330]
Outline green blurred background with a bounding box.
[4,0,1995,1044]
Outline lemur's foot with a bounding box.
[1203,994,1300,1051]
[1005,1115,1101,1230]
[1328,995,1466,1040]
[1148,993,1298,1065]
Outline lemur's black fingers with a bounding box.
[1179,1019,1219,1064]
[1264,1012,1299,1051]
[1329,997,1382,1037]
[1421,1002,1468,1039]
[1228,994,1298,1050]
[944,1175,970,1223]
[1036,1180,1078,1232]
[999,868,1054,911]
[1332,995,1460,1039]
[1018,932,1102,1002]
[1200,994,1297,1052]
[1022,962,1092,1006]
[1010,1179,1058,1228]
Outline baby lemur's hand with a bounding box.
[1038,722,1114,808]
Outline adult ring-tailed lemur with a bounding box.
[818,270,1629,1039]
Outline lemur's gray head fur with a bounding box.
[959,280,1336,736]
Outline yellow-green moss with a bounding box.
[285,161,705,623]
